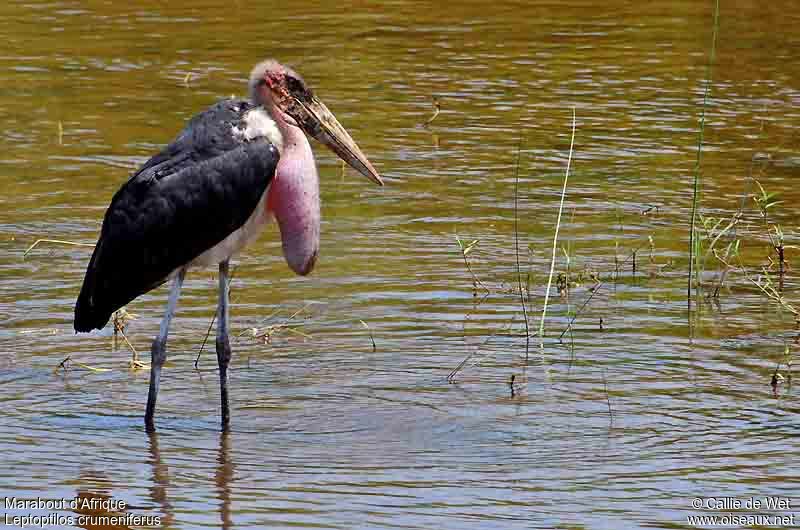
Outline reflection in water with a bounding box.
[70,472,130,530]
[146,430,234,529]
[146,431,173,529]
[215,432,234,530]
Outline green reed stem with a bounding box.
[513,140,530,359]
[688,0,721,309]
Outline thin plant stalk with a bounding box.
[687,0,721,309]
[558,242,646,341]
[359,319,377,352]
[513,140,530,359]
[24,239,94,258]
[539,108,576,348]
[603,368,614,426]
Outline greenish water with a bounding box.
[1,1,799,528]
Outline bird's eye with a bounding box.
[285,76,305,94]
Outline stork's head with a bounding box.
[249,59,383,186]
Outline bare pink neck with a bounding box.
[262,103,321,277]
[266,104,308,153]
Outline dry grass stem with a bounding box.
[360,320,377,352]
[24,239,94,258]
[448,316,518,383]
[539,108,577,348]
[424,95,441,126]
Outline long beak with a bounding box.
[295,96,384,186]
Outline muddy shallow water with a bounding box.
[1,1,800,528]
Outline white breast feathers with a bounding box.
[232,108,284,153]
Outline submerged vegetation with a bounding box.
[448,162,796,391]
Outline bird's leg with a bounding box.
[216,259,232,432]
[145,268,186,432]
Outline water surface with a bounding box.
[1,1,800,528]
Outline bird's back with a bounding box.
[75,99,280,332]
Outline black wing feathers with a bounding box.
[75,100,279,332]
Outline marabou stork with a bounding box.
[74,59,383,431]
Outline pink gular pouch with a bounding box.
[266,134,320,276]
